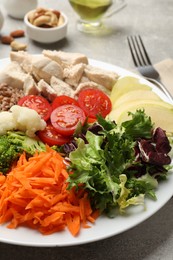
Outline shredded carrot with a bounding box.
[0,147,99,236]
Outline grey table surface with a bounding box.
[0,0,173,259]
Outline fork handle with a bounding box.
[146,77,173,104]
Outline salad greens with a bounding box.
[67,110,172,216]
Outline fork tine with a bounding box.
[137,35,152,66]
[127,35,143,67]
[127,35,152,67]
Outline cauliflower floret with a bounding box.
[10,105,46,137]
[0,111,16,135]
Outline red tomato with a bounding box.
[51,95,79,111]
[87,117,97,124]
[50,104,86,136]
[18,95,52,121]
[37,123,71,146]
[78,88,112,118]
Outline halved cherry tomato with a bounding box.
[18,95,52,121]
[37,122,71,146]
[51,95,79,111]
[78,88,112,118]
[50,104,86,136]
[87,117,97,124]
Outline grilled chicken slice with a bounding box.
[37,79,57,102]
[10,51,42,74]
[50,76,75,98]
[84,65,118,90]
[23,75,39,95]
[43,50,88,68]
[32,56,63,84]
[0,62,28,89]
[74,81,111,98]
[63,63,85,88]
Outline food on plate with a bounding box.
[0,147,98,236]
[27,8,65,28]
[84,65,118,90]
[37,122,71,146]
[17,95,52,121]
[32,56,64,83]
[6,50,118,100]
[78,88,112,118]
[0,83,24,111]
[109,76,173,134]
[0,110,172,236]
[42,49,88,68]
[0,50,172,237]
[36,79,56,102]
[50,104,86,136]
[50,76,75,98]
[63,63,85,87]
[10,51,37,74]
[65,110,172,215]
[0,105,46,136]
[0,61,29,89]
[51,95,79,111]
[112,89,161,109]
[0,131,46,174]
[110,76,151,104]
[108,100,173,134]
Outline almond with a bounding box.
[10,30,25,38]
[1,36,14,44]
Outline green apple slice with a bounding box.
[110,76,151,104]
[112,89,161,109]
[108,100,173,133]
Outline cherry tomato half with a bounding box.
[51,95,79,111]
[18,95,52,121]
[37,123,71,146]
[78,88,112,118]
[50,104,86,136]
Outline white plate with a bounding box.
[0,58,172,247]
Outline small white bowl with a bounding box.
[24,10,68,44]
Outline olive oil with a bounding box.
[69,0,112,21]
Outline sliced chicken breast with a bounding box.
[37,79,57,102]
[43,50,88,68]
[50,76,75,98]
[32,56,63,84]
[0,62,28,89]
[64,63,85,88]
[84,65,118,90]
[74,81,111,98]
[23,75,39,95]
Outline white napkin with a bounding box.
[154,58,173,96]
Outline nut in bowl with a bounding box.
[24,8,68,43]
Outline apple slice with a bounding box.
[112,89,161,109]
[110,76,151,104]
[108,100,173,133]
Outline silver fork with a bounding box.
[127,35,173,103]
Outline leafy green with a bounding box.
[121,109,154,139]
[67,110,171,216]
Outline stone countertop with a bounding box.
[0,0,173,259]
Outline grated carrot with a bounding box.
[0,147,99,236]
